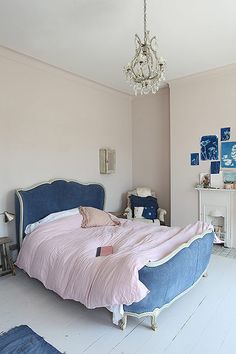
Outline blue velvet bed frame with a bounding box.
[15,179,105,248]
[15,179,214,331]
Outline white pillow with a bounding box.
[25,208,79,234]
[134,207,144,218]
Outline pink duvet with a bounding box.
[16,215,211,308]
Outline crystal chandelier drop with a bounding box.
[124,0,166,95]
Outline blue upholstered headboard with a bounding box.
[15,179,105,248]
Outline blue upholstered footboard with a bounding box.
[122,231,214,327]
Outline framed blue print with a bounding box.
[221,127,231,141]
[221,142,236,168]
[211,161,220,174]
[200,135,218,160]
[220,127,230,141]
[191,153,199,166]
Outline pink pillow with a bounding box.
[79,207,121,228]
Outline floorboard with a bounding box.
[0,255,236,354]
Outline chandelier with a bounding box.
[124,0,166,95]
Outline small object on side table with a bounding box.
[0,237,15,276]
[109,211,127,219]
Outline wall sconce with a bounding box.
[0,211,15,223]
[99,148,116,174]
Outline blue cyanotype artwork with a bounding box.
[221,127,231,141]
[221,142,236,168]
[200,135,218,160]
[190,153,199,166]
[211,161,220,174]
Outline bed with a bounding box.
[15,179,214,331]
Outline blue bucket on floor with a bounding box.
[0,325,63,354]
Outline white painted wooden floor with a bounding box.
[1,255,236,354]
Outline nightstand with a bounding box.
[0,237,15,276]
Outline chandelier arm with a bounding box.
[131,45,142,69]
[147,63,152,78]
[135,34,142,52]
[147,48,156,75]
[150,47,158,68]
[140,66,147,80]
[148,72,162,80]
[150,36,158,51]
[130,58,142,80]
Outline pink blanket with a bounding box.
[16,216,211,308]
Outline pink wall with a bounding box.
[132,87,170,224]
[2,45,234,238]
[0,47,133,239]
[170,64,236,226]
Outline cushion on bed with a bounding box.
[129,195,159,220]
[25,208,80,234]
[80,207,120,228]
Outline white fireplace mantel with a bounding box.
[196,188,236,248]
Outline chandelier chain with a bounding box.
[144,0,147,40]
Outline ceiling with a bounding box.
[0,0,236,94]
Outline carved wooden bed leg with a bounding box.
[119,315,127,330]
[151,314,158,331]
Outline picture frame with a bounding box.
[221,142,236,168]
[200,135,218,161]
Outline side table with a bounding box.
[0,237,15,276]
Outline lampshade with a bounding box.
[1,211,15,222]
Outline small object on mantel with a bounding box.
[0,237,16,276]
[224,182,234,190]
